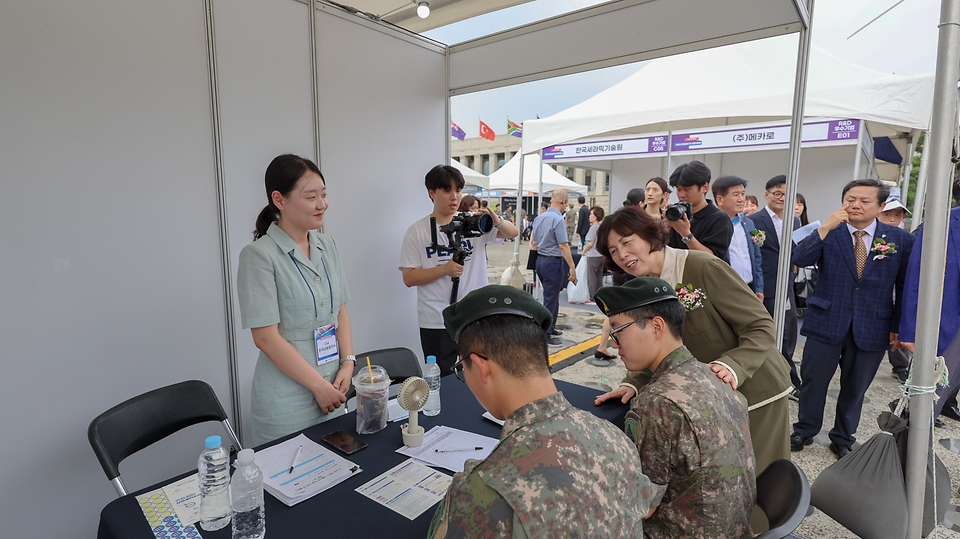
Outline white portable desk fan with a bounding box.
[398,376,430,447]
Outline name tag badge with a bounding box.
[315,324,339,366]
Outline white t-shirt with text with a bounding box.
[399,215,502,329]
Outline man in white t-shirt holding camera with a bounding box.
[400,165,519,374]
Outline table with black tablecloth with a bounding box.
[97,377,627,539]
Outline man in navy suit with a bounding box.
[791,179,915,458]
[898,177,960,420]
[751,175,803,390]
[713,175,764,300]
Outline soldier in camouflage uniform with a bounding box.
[595,278,756,538]
[428,284,663,539]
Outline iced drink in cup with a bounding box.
[353,365,390,434]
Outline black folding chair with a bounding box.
[345,347,423,401]
[754,459,811,539]
[87,380,241,497]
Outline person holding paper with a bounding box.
[237,154,357,446]
[428,285,661,539]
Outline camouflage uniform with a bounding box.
[427,391,663,539]
[626,347,756,539]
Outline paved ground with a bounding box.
[484,239,960,538]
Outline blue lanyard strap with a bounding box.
[287,250,336,318]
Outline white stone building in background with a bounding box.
[452,135,611,210]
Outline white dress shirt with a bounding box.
[765,206,783,240]
[728,215,753,285]
[846,220,877,248]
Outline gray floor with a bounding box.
[484,239,960,538]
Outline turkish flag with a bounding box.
[479,120,496,141]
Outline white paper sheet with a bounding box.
[161,474,201,525]
[482,411,505,426]
[355,459,452,520]
[396,426,499,472]
[792,220,821,244]
[255,433,361,506]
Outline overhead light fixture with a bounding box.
[416,1,430,19]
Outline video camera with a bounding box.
[431,212,495,304]
[438,212,494,239]
[664,201,694,222]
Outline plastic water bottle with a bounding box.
[423,355,441,416]
[230,448,265,539]
[198,435,231,531]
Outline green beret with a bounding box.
[594,277,678,317]
[443,285,552,341]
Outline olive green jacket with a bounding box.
[622,250,792,410]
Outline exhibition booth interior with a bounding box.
[0,1,811,537]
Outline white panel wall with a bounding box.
[316,9,447,360]
[609,157,668,213]
[0,1,231,538]
[717,146,857,224]
[213,0,316,446]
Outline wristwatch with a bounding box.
[681,233,694,244]
[340,354,356,366]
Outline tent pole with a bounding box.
[514,153,525,264]
[851,121,863,181]
[905,1,960,536]
[308,0,321,166]
[537,151,544,216]
[911,129,932,230]
[900,132,916,204]
[203,0,243,443]
[773,0,815,352]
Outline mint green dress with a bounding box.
[237,222,351,446]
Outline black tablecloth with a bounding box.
[98,378,627,539]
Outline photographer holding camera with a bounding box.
[665,161,733,262]
[401,165,518,374]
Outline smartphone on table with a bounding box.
[321,430,368,455]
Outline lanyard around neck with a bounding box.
[288,250,334,317]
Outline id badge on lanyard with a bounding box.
[315,324,339,366]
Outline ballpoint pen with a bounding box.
[289,444,303,474]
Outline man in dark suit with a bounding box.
[576,195,590,249]
[790,179,915,458]
[750,175,802,390]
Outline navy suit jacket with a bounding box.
[792,219,915,351]
[738,214,764,294]
[750,208,801,299]
[900,206,960,354]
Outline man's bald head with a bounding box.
[550,190,569,209]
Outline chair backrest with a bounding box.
[345,347,423,400]
[754,459,811,539]
[87,380,241,497]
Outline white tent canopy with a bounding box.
[522,34,934,157]
[451,158,489,189]
[487,152,588,195]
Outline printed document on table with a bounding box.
[396,425,498,472]
[255,433,361,506]
[355,459,452,520]
[161,474,200,524]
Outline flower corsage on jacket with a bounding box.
[675,284,705,311]
[871,235,897,260]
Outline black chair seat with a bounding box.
[754,459,811,539]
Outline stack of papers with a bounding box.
[255,433,362,506]
[396,426,499,473]
[355,459,452,520]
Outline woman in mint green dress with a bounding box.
[237,154,357,446]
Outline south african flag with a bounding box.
[507,120,522,138]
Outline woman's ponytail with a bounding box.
[254,203,279,240]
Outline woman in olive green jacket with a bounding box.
[594,206,792,474]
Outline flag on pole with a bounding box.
[451,122,466,141]
[507,119,522,138]
[479,120,496,141]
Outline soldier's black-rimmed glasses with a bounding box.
[609,318,650,346]
[452,353,489,382]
